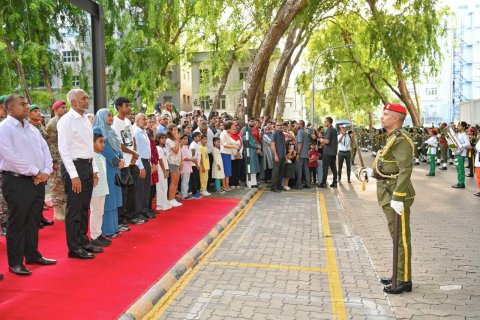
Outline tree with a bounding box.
[245,0,308,117]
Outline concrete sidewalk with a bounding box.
[130,152,479,319]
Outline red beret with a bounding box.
[430,128,437,134]
[384,102,407,115]
[52,100,66,110]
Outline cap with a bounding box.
[384,102,407,115]
[29,104,39,112]
[0,95,7,104]
[430,128,438,134]
[51,100,66,111]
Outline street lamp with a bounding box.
[311,43,355,128]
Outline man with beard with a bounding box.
[0,94,56,276]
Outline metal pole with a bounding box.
[67,0,107,113]
[311,44,355,128]
[243,81,252,187]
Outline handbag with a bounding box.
[114,170,134,186]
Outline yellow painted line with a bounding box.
[207,261,327,273]
[317,191,347,320]
[142,191,264,320]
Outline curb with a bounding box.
[118,188,259,320]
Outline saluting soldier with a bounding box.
[46,100,68,220]
[371,102,415,294]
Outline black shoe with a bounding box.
[25,257,57,265]
[303,185,311,189]
[426,173,435,176]
[119,224,131,232]
[143,211,156,219]
[439,167,447,170]
[383,281,412,294]
[82,243,103,253]
[91,237,110,247]
[127,218,145,225]
[452,184,465,189]
[319,183,327,188]
[380,277,392,285]
[68,248,94,259]
[41,217,54,226]
[330,183,337,188]
[467,174,474,178]
[99,235,112,245]
[348,180,351,183]
[474,192,480,197]
[9,264,32,276]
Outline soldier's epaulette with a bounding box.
[393,129,403,137]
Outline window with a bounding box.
[183,94,187,106]
[199,69,210,84]
[425,87,437,96]
[62,51,79,63]
[72,76,80,87]
[200,96,210,110]
[239,67,249,81]
[220,95,226,109]
[187,96,191,106]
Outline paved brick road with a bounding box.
[143,152,479,320]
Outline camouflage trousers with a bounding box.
[0,172,8,225]
[49,167,67,220]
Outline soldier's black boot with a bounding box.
[380,277,392,285]
[383,281,412,294]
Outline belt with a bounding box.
[73,158,92,163]
[3,171,31,178]
[338,150,350,153]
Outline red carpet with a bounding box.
[0,197,240,319]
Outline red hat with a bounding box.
[384,102,407,115]
[430,128,437,134]
[51,100,66,111]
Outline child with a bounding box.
[283,140,296,190]
[155,133,172,211]
[308,143,319,184]
[212,137,225,193]
[90,128,109,245]
[180,134,194,199]
[199,135,211,196]
[189,132,203,199]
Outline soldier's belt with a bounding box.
[373,171,398,180]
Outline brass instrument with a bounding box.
[444,124,463,155]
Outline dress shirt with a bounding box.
[457,132,470,157]
[57,109,98,178]
[133,127,151,169]
[338,133,351,152]
[0,115,53,176]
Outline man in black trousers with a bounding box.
[0,94,56,276]
[319,117,338,188]
[58,89,102,259]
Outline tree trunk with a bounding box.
[393,64,421,126]
[3,37,32,103]
[368,111,374,132]
[211,53,236,114]
[253,70,267,118]
[412,81,422,122]
[43,66,53,97]
[264,27,298,117]
[246,0,307,111]
[277,37,308,120]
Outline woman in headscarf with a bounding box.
[260,123,274,182]
[92,108,123,239]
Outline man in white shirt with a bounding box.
[133,113,153,219]
[57,89,101,259]
[112,97,144,225]
[337,126,352,183]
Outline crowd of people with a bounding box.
[1,90,479,281]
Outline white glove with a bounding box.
[390,200,404,215]
[364,168,374,178]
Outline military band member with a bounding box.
[46,100,68,220]
[425,128,438,176]
[452,121,470,189]
[372,102,415,294]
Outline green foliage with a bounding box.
[30,90,53,112]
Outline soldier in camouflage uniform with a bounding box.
[46,100,68,220]
[0,95,8,236]
[372,103,415,294]
[28,104,54,227]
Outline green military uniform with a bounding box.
[373,127,415,283]
[46,116,67,220]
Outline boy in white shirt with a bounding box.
[90,128,110,248]
[189,132,203,199]
[155,133,172,211]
